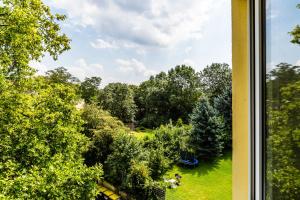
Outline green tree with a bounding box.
[99,83,137,123]
[189,97,225,158]
[0,77,103,199]
[135,72,170,127]
[46,67,79,84]
[266,81,300,200]
[135,65,201,128]
[105,132,146,186]
[0,0,102,198]
[199,63,232,99]
[289,4,300,45]
[0,0,70,79]
[81,104,128,165]
[80,76,101,103]
[214,85,232,148]
[167,65,202,123]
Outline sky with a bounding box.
[266,0,300,71]
[30,0,232,86]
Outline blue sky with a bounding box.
[31,0,232,85]
[266,0,300,71]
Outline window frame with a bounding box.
[250,0,266,199]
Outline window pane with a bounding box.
[265,0,300,199]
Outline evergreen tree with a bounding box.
[189,97,225,158]
[214,85,232,148]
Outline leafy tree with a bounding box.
[135,72,170,127]
[46,67,79,84]
[144,123,191,179]
[0,0,70,79]
[99,83,137,123]
[135,65,201,127]
[125,161,151,199]
[105,132,146,186]
[199,63,232,99]
[80,76,101,103]
[167,65,202,123]
[81,104,128,165]
[214,85,232,148]
[189,97,225,158]
[289,4,300,45]
[0,77,103,199]
[266,81,300,200]
[267,63,300,108]
[0,0,102,198]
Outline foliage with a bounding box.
[0,76,103,199]
[99,82,137,123]
[267,63,300,108]
[46,67,79,84]
[0,0,70,79]
[135,65,201,128]
[166,65,202,123]
[0,1,102,198]
[266,81,300,200]
[289,4,300,45]
[144,123,191,179]
[80,76,101,103]
[189,97,225,158]
[214,85,232,148]
[81,104,127,165]
[104,132,146,186]
[199,63,232,99]
[135,72,170,127]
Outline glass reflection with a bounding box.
[265,0,300,199]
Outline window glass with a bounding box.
[265,0,300,199]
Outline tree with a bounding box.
[267,63,300,108]
[0,0,102,198]
[167,65,202,123]
[0,0,70,79]
[81,104,128,165]
[189,97,225,158]
[135,65,201,128]
[289,4,300,45]
[135,72,170,127]
[0,77,103,199]
[105,132,146,186]
[99,83,137,123]
[46,67,79,84]
[80,77,101,103]
[266,81,300,200]
[214,85,232,148]
[199,63,232,99]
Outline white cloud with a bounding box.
[90,39,119,49]
[71,58,104,80]
[182,59,196,67]
[116,58,156,77]
[296,59,300,66]
[30,60,48,74]
[185,46,193,54]
[47,0,225,48]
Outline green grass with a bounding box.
[131,129,155,140]
[166,152,232,200]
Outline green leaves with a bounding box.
[0,0,70,78]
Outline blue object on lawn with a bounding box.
[179,158,199,166]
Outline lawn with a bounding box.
[165,152,232,200]
[131,129,155,140]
